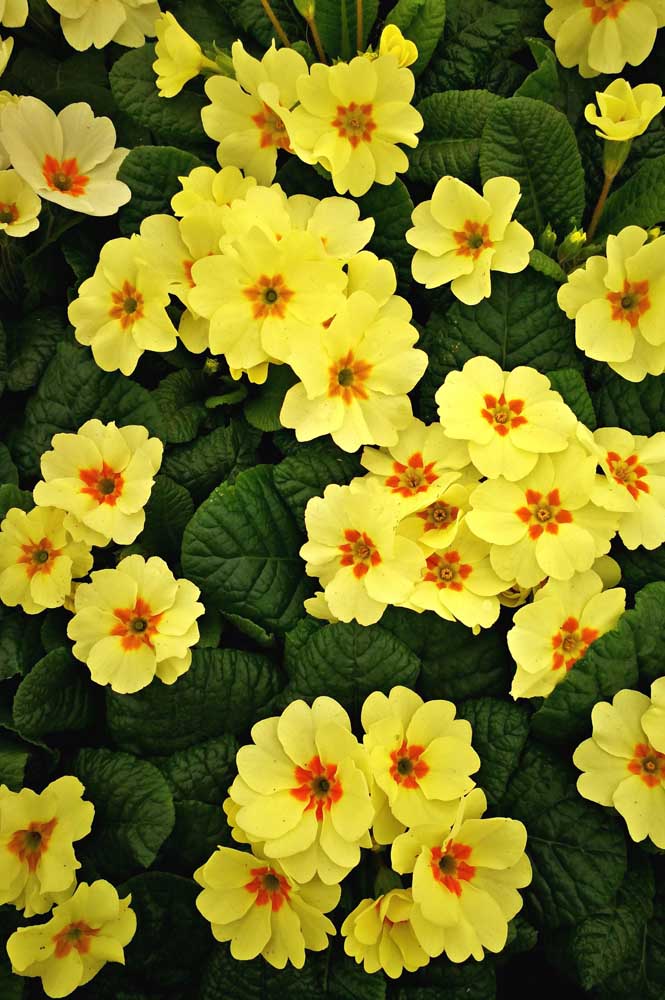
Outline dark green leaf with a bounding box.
[515,38,561,107]
[161,420,261,503]
[217,0,303,49]
[0,734,30,790]
[592,368,665,436]
[0,605,43,681]
[315,0,379,59]
[358,178,414,292]
[243,365,297,432]
[156,734,238,804]
[0,444,18,486]
[408,90,502,186]
[459,698,530,807]
[151,370,208,445]
[139,475,194,565]
[386,0,447,76]
[13,648,96,739]
[273,440,362,527]
[599,154,665,236]
[6,307,68,392]
[117,145,204,236]
[546,369,597,429]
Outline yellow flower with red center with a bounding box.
[0,777,94,916]
[398,478,478,551]
[0,167,41,236]
[194,846,339,968]
[574,687,665,847]
[281,291,427,453]
[342,888,430,978]
[361,686,479,840]
[300,481,424,626]
[288,54,423,197]
[391,788,531,962]
[0,506,92,615]
[67,554,204,693]
[467,445,619,587]
[68,234,178,375]
[407,176,533,304]
[435,357,577,481]
[7,879,136,998]
[0,96,130,215]
[585,79,665,140]
[153,11,218,98]
[557,226,665,381]
[33,419,163,547]
[642,677,665,753]
[544,0,665,77]
[202,40,308,185]
[508,570,626,699]
[579,425,665,550]
[228,696,374,885]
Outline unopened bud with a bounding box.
[293,0,316,18]
[557,228,586,265]
[537,223,557,256]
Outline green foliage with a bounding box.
[388,0,447,76]
[314,0,379,60]
[273,440,362,526]
[547,368,597,428]
[358,178,415,292]
[118,146,204,235]
[599,154,665,235]
[408,90,502,186]
[460,697,530,806]
[592,368,665,436]
[13,648,97,740]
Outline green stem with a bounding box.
[259,0,291,46]
[586,172,615,243]
[307,14,327,63]
[356,0,364,52]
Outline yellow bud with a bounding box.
[378,24,418,68]
[647,226,661,243]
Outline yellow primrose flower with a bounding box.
[0,777,94,916]
[407,176,534,304]
[202,40,308,185]
[0,0,27,27]
[300,481,424,626]
[7,879,136,998]
[288,54,423,197]
[68,554,204,694]
[303,590,339,623]
[342,888,430,978]
[585,79,665,140]
[361,686,479,834]
[435,357,577,481]
[544,0,665,77]
[558,226,665,381]
[574,687,665,848]
[508,570,626,699]
[0,33,12,76]
[579,425,665,550]
[0,507,92,615]
[46,0,159,50]
[0,96,130,216]
[397,477,478,551]
[137,210,225,314]
[642,677,665,752]
[228,696,374,884]
[467,444,619,588]
[281,291,428,452]
[190,226,347,372]
[378,24,418,67]
[0,168,41,237]
[68,234,178,375]
[392,788,531,962]
[194,846,339,968]
[33,419,163,547]
[153,11,217,98]
[171,164,256,217]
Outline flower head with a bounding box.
[0,0,27,27]
[288,54,423,197]
[153,11,216,98]
[508,570,626,698]
[378,24,418,67]
[407,176,533,303]
[194,846,339,968]
[342,888,430,977]
[585,79,665,140]
[574,687,665,848]
[557,226,665,381]
[68,554,204,693]
[7,879,136,998]
[0,167,41,237]
[0,507,92,614]
[171,164,256,217]
[46,0,159,50]
[0,777,94,916]
[0,97,130,215]
[33,419,163,547]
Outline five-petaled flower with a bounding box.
[585,79,665,141]
[342,888,430,978]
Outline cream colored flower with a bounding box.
[0,168,41,237]
[153,11,217,97]
[342,889,430,977]
[171,164,256,217]
[0,33,13,76]
[585,78,665,140]
[46,0,160,50]
[0,0,27,27]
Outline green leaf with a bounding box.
[515,38,561,107]
[106,647,283,754]
[529,249,567,283]
[181,465,310,634]
[161,420,261,503]
[199,944,322,1000]
[156,734,238,804]
[6,307,69,392]
[0,444,18,486]
[117,146,204,236]
[0,320,5,400]
[613,541,665,596]
[284,619,420,715]
[217,0,303,49]
[162,798,232,873]
[13,648,96,740]
[0,605,43,681]
[546,369,597,429]
[388,0,447,76]
[503,742,627,929]
[408,90,502,186]
[592,369,665,436]
[138,475,194,565]
[171,0,236,45]
[72,748,175,880]
[0,734,30,791]
[273,440,362,528]
[418,270,580,422]
[0,485,32,522]
[598,154,665,236]
[243,365,297,432]
[480,96,585,237]
[314,0,379,59]
[358,178,414,292]
[151,371,208,445]
[397,957,496,998]
[459,698,529,807]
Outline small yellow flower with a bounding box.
[378,24,418,67]
[342,889,430,977]
[153,11,217,98]
[171,164,256,218]
[585,78,665,140]
[46,0,160,50]
[68,554,204,694]
[0,507,93,615]
[642,677,665,753]
[0,33,13,76]
[574,687,665,848]
[0,0,27,28]
[7,879,136,998]
[137,210,225,314]
[0,168,41,237]
[194,846,339,969]
[33,419,163,547]
[0,777,94,916]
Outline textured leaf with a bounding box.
[547,369,597,429]
[200,944,322,1000]
[599,154,665,236]
[358,178,414,292]
[217,0,303,48]
[515,37,561,106]
[151,370,208,445]
[613,541,665,596]
[389,0,447,76]
[273,441,362,527]
[243,365,298,432]
[6,307,69,392]
[528,249,567,283]
[161,420,261,503]
[156,735,239,804]
[592,368,665,436]
[398,957,496,999]
[408,90,502,186]
[0,485,33,521]
[0,605,44,681]
[13,648,96,739]
[0,443,17,486]
[118,146,204,236]
[138,475,194,565]
[0,735,30,791]
[460,698,530,807]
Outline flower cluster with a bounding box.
[194,686,531,975]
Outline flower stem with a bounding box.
[356,0,364,52]
[587,172,615,243]
[259,0,291,47]
[307,13,328,63]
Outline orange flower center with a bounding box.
[110,597,162,651]
[251,102,291,150]
[606,451,650,500]
[243,273,294,320]
[389,740,429,789]
[430,841,475,896]
[0,201,19,224]
[584,0,628,23]
[332,101,377,148]
[423,550,472,591]
[53,921,99,959]
[339,527,381,578]
[290,755,343,821]
[384,452,438,497]
[416,499,460,531]
[453,220,493,260]
[7,818,58,872]
[551,616,599,671]
[79,461,124,506]
[18,537,62,579]
[627,743,665,788]
[481,392,527,437]
[42,155,89,197]
[109,280,145,330]
[606,279,650,329]
[516,488,573,539]
[328,350,373,404]
[244,866,292,911]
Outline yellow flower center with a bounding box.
[516,488,573,539]
[111,598,162,651]
[584,0,628,24]
[328,350,373,404]
[627,743,665,787]
[606,279,650,328]
[53,921,99,959]
[453,220,493,260]
[551,616,599,672]
[385,452,439,497]
[606,451,649,500]
[42,155,89,197]
[338,528,381,578]
[481,392,527,436]
[423,550,472,591]
[243,273,294,320]
[18,537,62,579]
[332,101,377,148]
[416,499,459,532]
[0,201,19,224]
[109,280,145,330]
[7,818,58,872]
[251,103,291,150]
